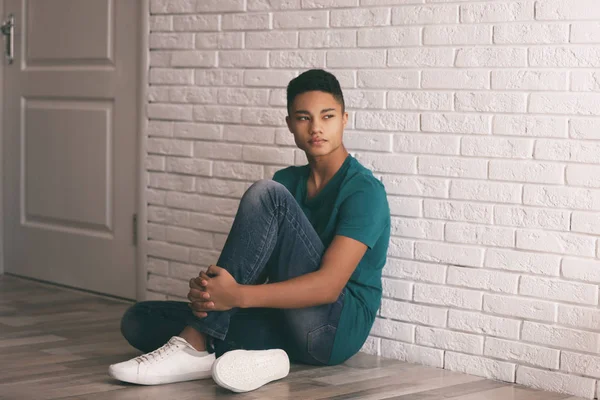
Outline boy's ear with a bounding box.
[343,112,349,128]
[285,115,291,132]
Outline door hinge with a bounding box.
[133,214,138,246]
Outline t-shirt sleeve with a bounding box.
[335,178,389,249]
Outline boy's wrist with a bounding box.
[236,284,251,309]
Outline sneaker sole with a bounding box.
[211,349,290,393]
[108,365,212,385]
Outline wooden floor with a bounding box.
[0,275,586,400]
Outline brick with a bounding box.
[356,111,419,132]
[166,157,211,176]
[360,337,379,356]
[393,134,460,155]
[422,113,491,134]
[330,8,390,27]
[354,153,415,174]
[485,249,560,276]
[489,160,564,184]
[390,217,444,240]
[147,275,188,296]
[444,222,515,247]
[387,237,414,258]
[381,339,444,368]
[242,108,287,126]
[570,118,600,140]
[484,294,556,322]
[358,27,419,47]
[494,23,568,44]
[217,88,269,106]
[344,131,391,152]
[445,352,515,382]
[388,196,420,217]
[493,116,567,138]
[422,70,489,89]
[301,30,356,48]
[302,0,357,7]
[219,51,268,68]
[195,33,243,49]
[536,0,600,20]
[530,93,600,115]
[562,352,600,379]
[447,266,518,293]
[492,70,567,91]
[381,175,448,197]
[523,321,600,352]
[169,87,218,104]
[448,309,520,340]
[147,241,189,263]
[418,156,486,179]
[494,206,570,231]
[167,192,239,216]
[358,70,419,89]
[485,338,559,369]
[213,161,263,181]
[148,87,170,103]
[424,25,491,45]
[148,206,190,226]
[571,71,600,92]
[147,224,166,241]
[148,173,194,192]
[462,137,533,158]
[171,51,217,67]
[173,123,221,141]
[382,278,413,300]
[456,92,526,113]
[147,104,192,121]
[169,262,203,281]
[194,142,242,161]
[456,47,527,67]
[150,68,194,85]
[389,48,454,67]
[270,51,326,68]
[462,1,533,22]
[189,213,234,234]
[572,211,600,235]
[190,248,221,267]
[273,10,327,28]
[327,50,386,68]
[195,70,244,86]
[269,89,286,108]
[535,139,600,163]
[248,0,300,10]
[146,155,165,171]
[392,5,458,25]
[223,126,275,145]
[193,106,242,124]
[150,33,194,50]
[150,16,172,31]
[524,185,600,211]
[415,241,483,268]
[150,0,196,14]
[571,22,600,43]
[222,13,270,30]
[562,258,600,284]
[416,327,483,354]
[371,318,414,343]
[173,15,218,31]
[244,70,296,88]
[246,31,298,49]
[517,230,596,257]
[196,178,250,199]
[196,0,245,12]
[388,91,453,111]
[414,283,482,310]
[558,304,600,330]
[520,276,598,305]
[424,200,492,224]
[380,299,447,327]
[567,165,600,188]
[326,69,356,88]
[147,257,169,276]
[530,47,600,67]
[450,180,522,204]
[147,121,173,138]
[242,146,295,165]
[166,227,213,248]
[149,51,170,67]
[384,259,446,283]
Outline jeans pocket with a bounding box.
[307,324,337,365]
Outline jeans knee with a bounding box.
[241,179,287,209]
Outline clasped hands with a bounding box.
[187,265,241,318]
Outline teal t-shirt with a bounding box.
[272,155,391,365]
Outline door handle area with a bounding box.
[1,14,14,64]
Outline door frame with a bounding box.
[0,0,149,301]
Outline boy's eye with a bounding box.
[324,114,334,119]
[297,116,309,121]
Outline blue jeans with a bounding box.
[120,180,345,365]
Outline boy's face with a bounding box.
[286,90,348,159]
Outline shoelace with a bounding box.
[135,338,182,364]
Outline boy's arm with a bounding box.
[238,235,367,309]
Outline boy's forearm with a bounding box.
[237,271,339,309]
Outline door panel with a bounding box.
[3,0,140,299]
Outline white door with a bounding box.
[2,0,141,299]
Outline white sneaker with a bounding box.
[211,349,290,393]
[108,336,215,385]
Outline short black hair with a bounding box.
[286,69,345,114]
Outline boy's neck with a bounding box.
[306,146,349,191]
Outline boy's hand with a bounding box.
[188,265,241,316]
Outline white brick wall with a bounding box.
[146,0,600,397]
